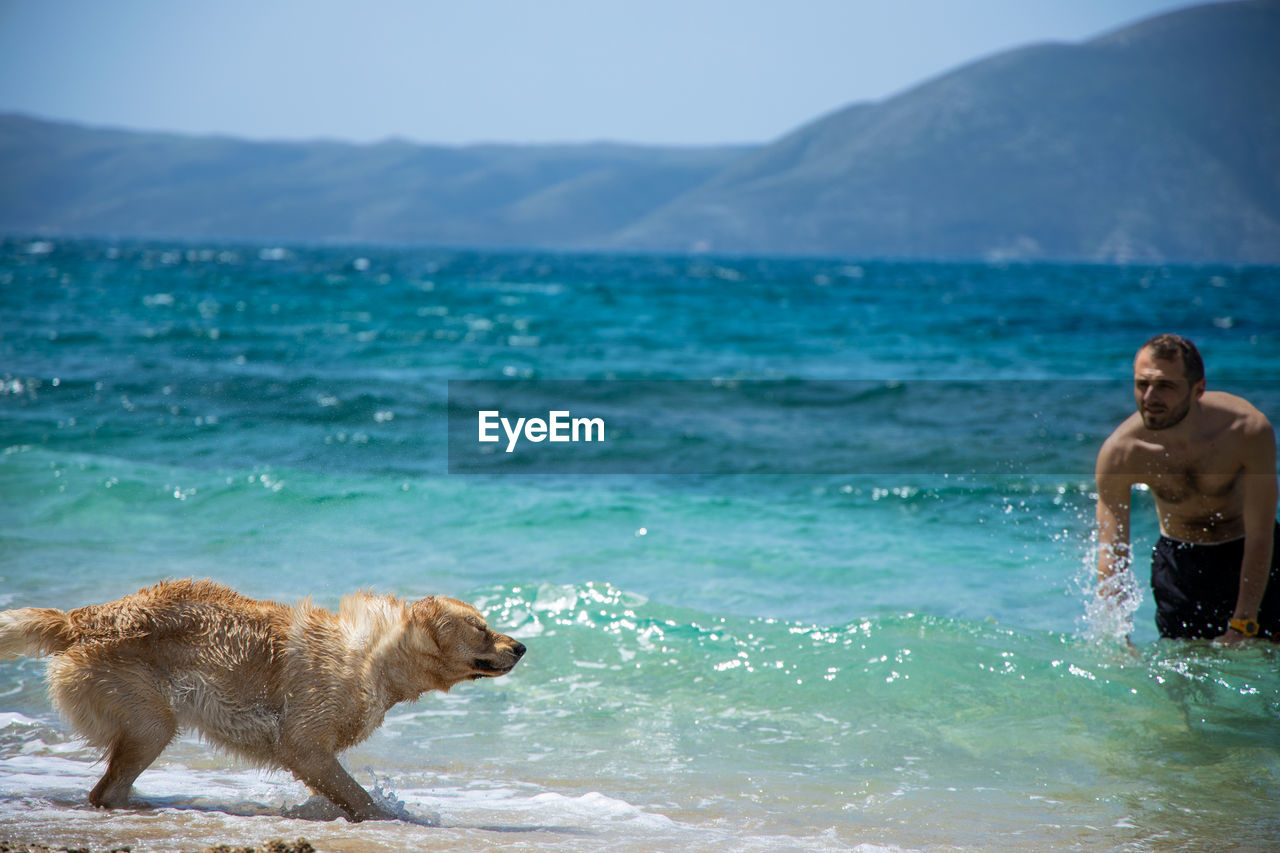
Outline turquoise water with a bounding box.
[1,238,1278,851]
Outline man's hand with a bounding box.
[1213,627,1247,645]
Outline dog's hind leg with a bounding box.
[48,656,178,809]
[284,753,394,823]
[88,709,177,808]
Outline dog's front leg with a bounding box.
[286,754,394,822]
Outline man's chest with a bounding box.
[1133,441,1242,505]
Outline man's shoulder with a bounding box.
[1202,391,1274,436]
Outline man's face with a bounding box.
[1133,348,1202,430]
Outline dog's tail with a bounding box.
[0,608,75,659]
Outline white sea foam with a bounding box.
[0,753,714,853]
[414,786,675,831]
[0,712,41,729]
[0,719,687,849]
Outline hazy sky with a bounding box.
[0,0,1206,147]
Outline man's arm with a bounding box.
[1219,415,1278,643]
[1095,440,1135,599]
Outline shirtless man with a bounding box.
[1095,334,1279,642]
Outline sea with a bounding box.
[1,237,1278,852]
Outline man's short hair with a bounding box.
[1141,333,1204,385]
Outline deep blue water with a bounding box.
[1,237,1278,852]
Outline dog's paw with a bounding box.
[281,795,346,821]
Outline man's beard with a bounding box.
[1140,393,1192,430]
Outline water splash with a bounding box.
[1081,569,1142,644]
[367,769,440,826]
[1076,528,1143,644]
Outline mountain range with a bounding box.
[2,0,1278,263]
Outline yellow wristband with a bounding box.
[1228,617,1260,637]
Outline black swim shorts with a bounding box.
[1151,521,1280,640]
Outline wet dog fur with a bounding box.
[0,578,526,821]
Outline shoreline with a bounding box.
[1,840,316,853]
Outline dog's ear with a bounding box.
[407,597,444,652]
[410,597,449,631]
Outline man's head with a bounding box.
[1133,334,1205,430]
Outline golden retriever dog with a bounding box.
[0,578,525,822]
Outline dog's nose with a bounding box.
[511,642,527,660]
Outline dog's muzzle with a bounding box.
[472,641,526,677]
